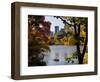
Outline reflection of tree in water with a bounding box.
[54,53,59,62]
[64,53,67,60]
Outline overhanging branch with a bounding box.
[54,16,74,26]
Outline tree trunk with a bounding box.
[74,19,88,64]
[75,24,83,64]
[78,56,83,64]
[81,19,88,62]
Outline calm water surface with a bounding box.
[43,45,83,66]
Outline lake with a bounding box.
[43,45,83,66]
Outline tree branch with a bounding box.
[54,16,74,26]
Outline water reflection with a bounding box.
[43,45,83,66]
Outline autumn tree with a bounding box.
[28,15,51,66]
[54,16,88,64]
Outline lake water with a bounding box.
[43,45,83,66]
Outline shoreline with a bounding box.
[49,44,84,46]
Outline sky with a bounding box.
[45,16,64,32]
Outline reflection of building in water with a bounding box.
[64,53,67,59]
